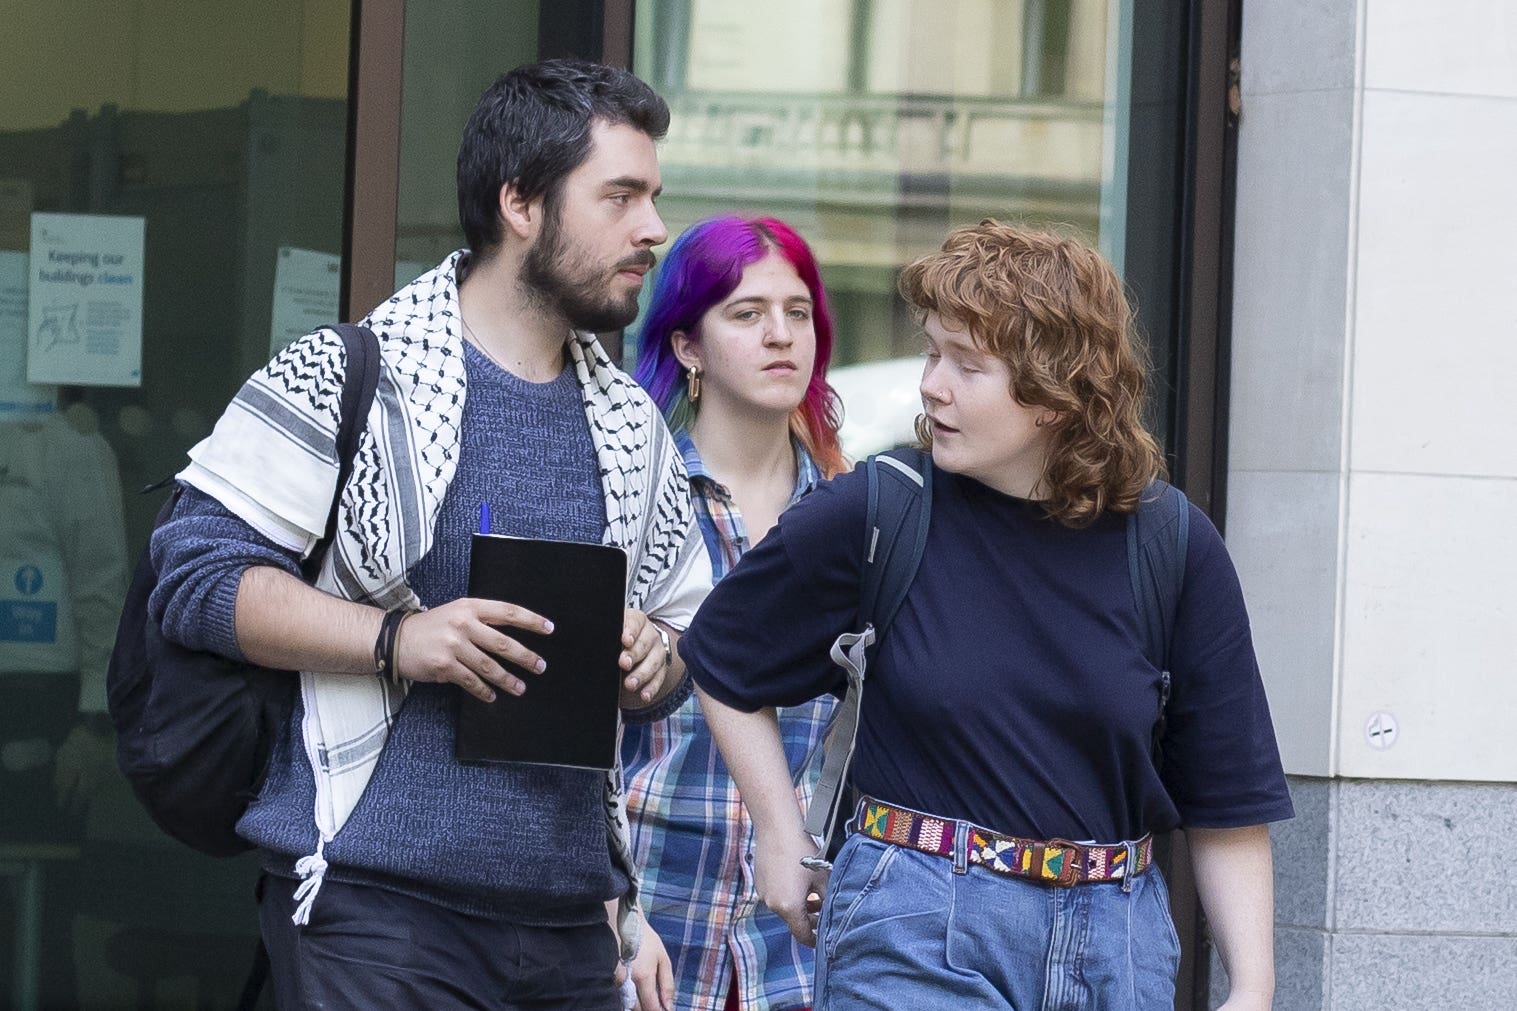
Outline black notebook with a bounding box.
[455,534,628,770]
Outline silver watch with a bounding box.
[654,623,672,674]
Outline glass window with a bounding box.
[393,0,543,286]
[0,3,350,1006]
[633,0,1181,459]
[389,0,620,307]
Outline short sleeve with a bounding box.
[1160,504,1295,828]
[681,466,869,712]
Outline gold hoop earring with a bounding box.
[686,365,702,404]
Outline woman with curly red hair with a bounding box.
[680,220,1293,1009]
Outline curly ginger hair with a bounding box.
[899,220,1165,526]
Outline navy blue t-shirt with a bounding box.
[683,463,1294,843]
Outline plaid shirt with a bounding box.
[622,431,834,1011]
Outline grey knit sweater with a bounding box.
[150,342,624,924]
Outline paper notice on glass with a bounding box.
[1,252,55,416]
[27,212,145,387]
[0,180,32,252]
[270,246,341,356]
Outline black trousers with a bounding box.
[257,874,622,1011]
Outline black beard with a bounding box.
[522,223,647,333]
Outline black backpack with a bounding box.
[803,448,1190,859]
[106,324,380,857]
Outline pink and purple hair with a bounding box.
[633,215,847,477]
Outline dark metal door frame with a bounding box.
[1172,0,1242,525]
[1167,1,1243,1008]
[342,0,404,321]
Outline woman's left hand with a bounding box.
[753,826,830,947]
[616,911,674,1011]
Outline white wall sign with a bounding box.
[0,555,75,672]
[270,246,341,355]
[27,212,145,387]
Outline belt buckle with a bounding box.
[1045,839,1084,887]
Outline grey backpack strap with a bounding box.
[802,450,931,867]
[802,627,874,846]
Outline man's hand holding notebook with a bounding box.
[456,533,628,770]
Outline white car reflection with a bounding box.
[829,355,924,462]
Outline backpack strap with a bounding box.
[861,449,934,639]
[1126,480,1190,762]
[299,324,381,579]
[802,449,932,856]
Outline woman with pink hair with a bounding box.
[623,215,846,1011]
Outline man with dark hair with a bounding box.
[457,59,671,257]
[149,59,709,1008]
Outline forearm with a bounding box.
[1188,823,1277,1006]
[154,489,550,695]
[694,683,803,836]
[234,564,384,675]
[696,681,825,945]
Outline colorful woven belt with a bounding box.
[850,796,1154,887]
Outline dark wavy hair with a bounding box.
[899,220,1165,526]
[633,215,846,477]
[457,59,669,256]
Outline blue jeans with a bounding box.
[815,835,1180,1010]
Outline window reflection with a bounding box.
[635,0,1115,457]
[0,2,350,1005]
[394,0,543,276]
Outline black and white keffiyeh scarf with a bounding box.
[180,252,711,955]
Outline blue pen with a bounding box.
[479,500,491,535]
